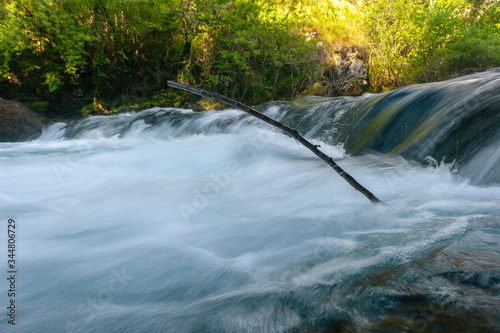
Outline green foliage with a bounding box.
[363,0,500,90]
[22,100,49,113]
[0,0,184,111]
[199,0,319,103]
[0,0,95,91]
[0,0,498,115]
[80,100,111,116]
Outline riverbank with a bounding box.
[14,43,370,119]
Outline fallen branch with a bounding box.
[167,81,383,204]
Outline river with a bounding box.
[1,70,499,332]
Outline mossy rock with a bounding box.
[80,100,112,116]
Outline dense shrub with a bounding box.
[0,0,498,114]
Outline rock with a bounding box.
[187,101,205,112]
[331,46,368,96]
[0,99,47,142]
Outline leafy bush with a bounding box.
[363,0,500,90]
[1,0,498,115]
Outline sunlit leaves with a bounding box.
[0,0,498,111]
[364,0,500,90]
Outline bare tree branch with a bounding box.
[167,81,383,204]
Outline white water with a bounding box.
[1,107,500,332]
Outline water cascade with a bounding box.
[1,70,499,332]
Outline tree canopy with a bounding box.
[0,0,498,116]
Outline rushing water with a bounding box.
[1,71,500,332]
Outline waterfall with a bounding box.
[1,70,499,333]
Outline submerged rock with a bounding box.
[0,99,47,142]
